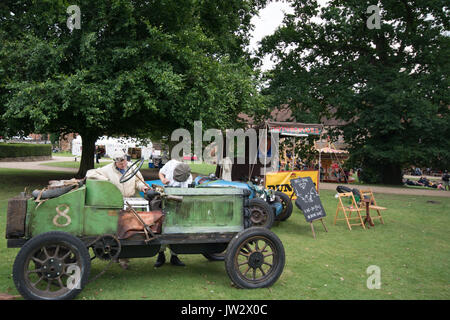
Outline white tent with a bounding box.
[71,136,153,159]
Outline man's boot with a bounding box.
[170,255,185,267]
[118,258,130,270]
[154,252,166,267]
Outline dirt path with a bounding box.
[320,182,450,198]
[0,156,110,173]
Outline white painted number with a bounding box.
[53,204,72,227]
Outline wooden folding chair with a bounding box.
[359,189,386,224]
[334,192,366,230]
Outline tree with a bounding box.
[259,0,449,184]
[0,0,268,177]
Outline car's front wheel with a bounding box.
[13,231,91,300]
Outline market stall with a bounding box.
[315,146,352,183]
[260,121,324,197]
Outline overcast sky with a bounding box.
[248,1,329,71]
[248,1,293,71]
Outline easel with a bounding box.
[309,218,328,239]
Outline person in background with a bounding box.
[95,146,100,164]
[442,170,449,191]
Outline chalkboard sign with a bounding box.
[291,177,326,222]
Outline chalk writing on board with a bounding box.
[291,177,326,222]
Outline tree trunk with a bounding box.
[380,163,403,185]
[75,133,97,178]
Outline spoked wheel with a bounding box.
[92,235,121,261]
[225,227,285,289]
[120,158,145,183]
[13,232,91,300]
[274,191,293,221]
[248,198,274,229]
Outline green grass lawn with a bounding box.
[0,168,449,300]
[188,162,216,175]
[52,151,76,157]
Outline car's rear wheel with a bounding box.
[225,227,285,289]
[13,231,91,300]
[248,198,274,229]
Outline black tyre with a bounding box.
[225,227,285,289]
[202,252,226,261]
[13,231,91,300]
[274,191,293,221]
[336,185,352,193]
[31,185,76,200]
[248,198,275,229]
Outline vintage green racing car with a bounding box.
[5,159,285,300]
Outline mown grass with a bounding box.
[0,168,449,300]
[52,151,76,157]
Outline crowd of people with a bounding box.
[404,170,449,191]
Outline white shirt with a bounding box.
[160,159,192,187]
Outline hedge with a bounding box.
[0,143,52,158]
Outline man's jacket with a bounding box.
[86,162,146,197]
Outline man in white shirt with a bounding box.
[159,159,193,187]
[154,159,192,267]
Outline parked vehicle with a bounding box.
[143,174,293,230]
[5,159,285,300]
[194,175,294,224]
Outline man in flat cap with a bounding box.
[158,159,193,187]
[86,150,149,270]
[154,159,192,267]
[86,150,148,197]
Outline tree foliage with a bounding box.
[0,0,268,176]
[259,0,449,184]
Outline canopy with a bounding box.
[264,121,324,136]
[317,147,348,154]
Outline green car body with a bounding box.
[21,180,245,238]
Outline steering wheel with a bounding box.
[120,158,145,183]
